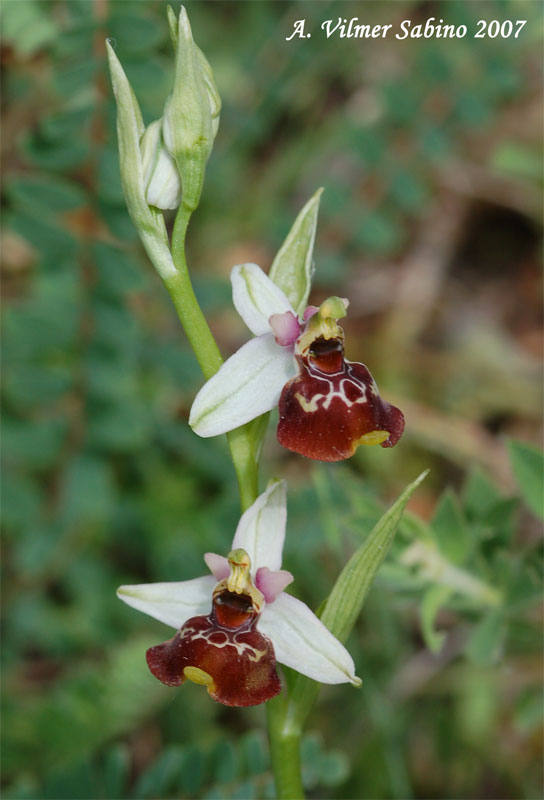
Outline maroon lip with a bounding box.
[277,344,404,462]
[146,590,281,707]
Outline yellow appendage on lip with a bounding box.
[356,430,389,446]
[184,666,216,690]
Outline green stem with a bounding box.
[167,202,305,797]
[166,203,222,379]
[267,694,304,800]
[165,203,259,510]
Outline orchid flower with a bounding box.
[117,481,360,707]
[189,263,404,461]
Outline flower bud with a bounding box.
[106,40,177,280]
[140,119,182,210]
[163,5,221,210]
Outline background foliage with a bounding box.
[2,1,543,798]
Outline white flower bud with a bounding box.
[140,120,182,210]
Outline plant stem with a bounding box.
[166,203,259,510]
[267,694,304,800]
[167,201,305,797]
[166,203,222,379]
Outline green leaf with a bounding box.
[466,608,506,666]
[212,738,239,784]
[317,750,350,788]
[269,188,322,316]
[462,467,501,521]
[178,745,204,796]
[87,401,153,453]
[284,471,428,732]
[420,585,452,653]
[134,746,184,799]
[240,730,268,776]
[431,488,471,564]
[5,175,87,216]
[507,439,544,519]
[21,133,90,171]
[3,417,67,471]
[321,470,429,643]
[1,0,58,55]
[92,241,147,296]
[53,59,97,99]
[355,208,404,255]
[6,211,78,260]
[102,745,130,800]
[3,364,73,410]
[1,472,44,529]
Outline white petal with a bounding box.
[189,334,297,437]
[259,593,361,686]
[232,480,287,573]
[145,144,182,210]
[117,575,215,630]
[232,263,294,336]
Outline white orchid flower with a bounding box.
[189,262,309,437]
[189,264,404,461]
[117,481,361,706]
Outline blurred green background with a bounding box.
[1,0,543,798]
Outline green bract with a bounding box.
[106,41,177,279]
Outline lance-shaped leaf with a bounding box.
[106,41,176,280]
[285,470,429,730]
[320,470,429,642]
[269,188,323,316]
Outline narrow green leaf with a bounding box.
[284,471,428,732]
[269,188,323,316]
[321,470,429,643]
[507,439,544,519]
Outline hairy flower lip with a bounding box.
[117,481,361,694]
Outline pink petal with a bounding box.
[256,567,294,603]
[269,311,301,347]
[204,552,230,581]
[303,305,319,322]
